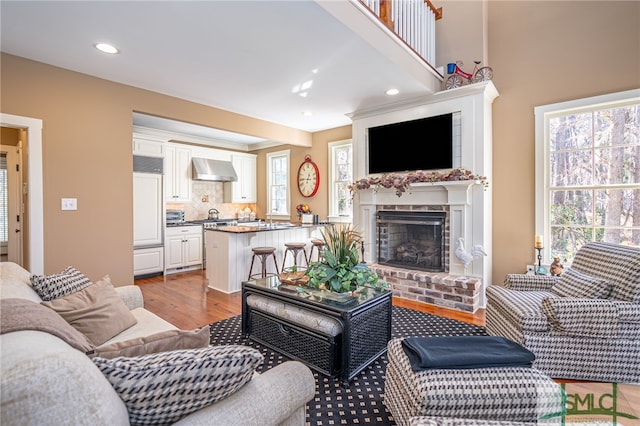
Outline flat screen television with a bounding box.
[367,112,454,174]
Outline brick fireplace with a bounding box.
[350,82,499,312]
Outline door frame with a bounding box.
[1,142,23,263]
[0,113,44,274]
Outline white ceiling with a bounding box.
[1,0,441,146]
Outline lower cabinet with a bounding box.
[165,225,203,274]
[133,246,164,278]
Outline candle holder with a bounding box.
[534,247,547,275]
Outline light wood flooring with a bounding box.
[134,268,486,330]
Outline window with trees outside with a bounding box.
[266,150,290,218]
[328,139,353,223]
[535,89,640,264]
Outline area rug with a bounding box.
[209,306,487,426]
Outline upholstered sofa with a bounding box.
[0,262,315,425]
[486,242,640,383]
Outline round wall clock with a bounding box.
[297,155,320,197]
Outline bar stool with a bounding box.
[309,239,326,262]
[281,242,308,272]
[248,247,280,280]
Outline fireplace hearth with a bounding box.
[376,210,446,272]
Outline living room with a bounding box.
[1,1,638,285]
[1,1,639,425]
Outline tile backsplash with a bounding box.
[167,181,256,221]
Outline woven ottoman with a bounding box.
[384,338,565,426]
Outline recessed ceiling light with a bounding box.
[302,111,313,116]
[95,43,119,54]
[386,88,399,96]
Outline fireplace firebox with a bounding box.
[376,210,446,272]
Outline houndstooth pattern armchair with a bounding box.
[485,242,640,383]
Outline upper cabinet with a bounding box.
[225,153,257,203]
[133,135,165,157]
[165,144,192,202]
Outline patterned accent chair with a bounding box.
[486,242,640,383]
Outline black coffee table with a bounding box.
[242,277,392,383]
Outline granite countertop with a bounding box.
[206,222,330,233]
[167,219,255,228]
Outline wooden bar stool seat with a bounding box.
[248,246,279,280]
[309,239,326,262]
[281,242,309,272]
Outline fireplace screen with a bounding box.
[376,210,446,272]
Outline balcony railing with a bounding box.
[359,0,442,66]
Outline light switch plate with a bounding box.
[61,198,77,211]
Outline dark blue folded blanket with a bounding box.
[401,336,535,371]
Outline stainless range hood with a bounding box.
[192,158,238,182]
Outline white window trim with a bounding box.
[534,88,640,253]
[266,149,290,220]
[327,138,353,223]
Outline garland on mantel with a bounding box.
[348,168,488,198]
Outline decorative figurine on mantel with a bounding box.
[550,257,564,276]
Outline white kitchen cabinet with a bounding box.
[165,144,192,202]
[165,225,202,273]
[224,153,256,203]
[133,173,163,246]
[134,246,164,277]
[133,137,165,157]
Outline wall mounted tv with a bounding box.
[367,112,454,174]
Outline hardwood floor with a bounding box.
[135,269,485,330]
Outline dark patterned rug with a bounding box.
[209,306,487,426]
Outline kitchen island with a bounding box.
[205,222,326,293]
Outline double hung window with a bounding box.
[328,140,353,222]
[535,90,640,262]
[267,150,290,218]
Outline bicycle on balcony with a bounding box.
[445,60,493,89]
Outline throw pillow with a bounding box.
[41,275,137,345]
[93,345,264,426]
[0,298,95,354]
[90,325,211,359]
[550,268,612,299]
[30,266,92,301]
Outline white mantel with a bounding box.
[350,81,499,307]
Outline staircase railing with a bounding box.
[358,0,442,66]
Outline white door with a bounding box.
[133,173,163,246]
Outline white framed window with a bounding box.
[328,139,353,223]
[535,89,640,263]
[266,149,290,219]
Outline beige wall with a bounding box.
[253,125,352,222]
[1,1,638,287]
[488,1,639,280]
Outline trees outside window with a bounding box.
[536,90,640,263]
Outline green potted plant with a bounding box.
[305,224,387,293]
